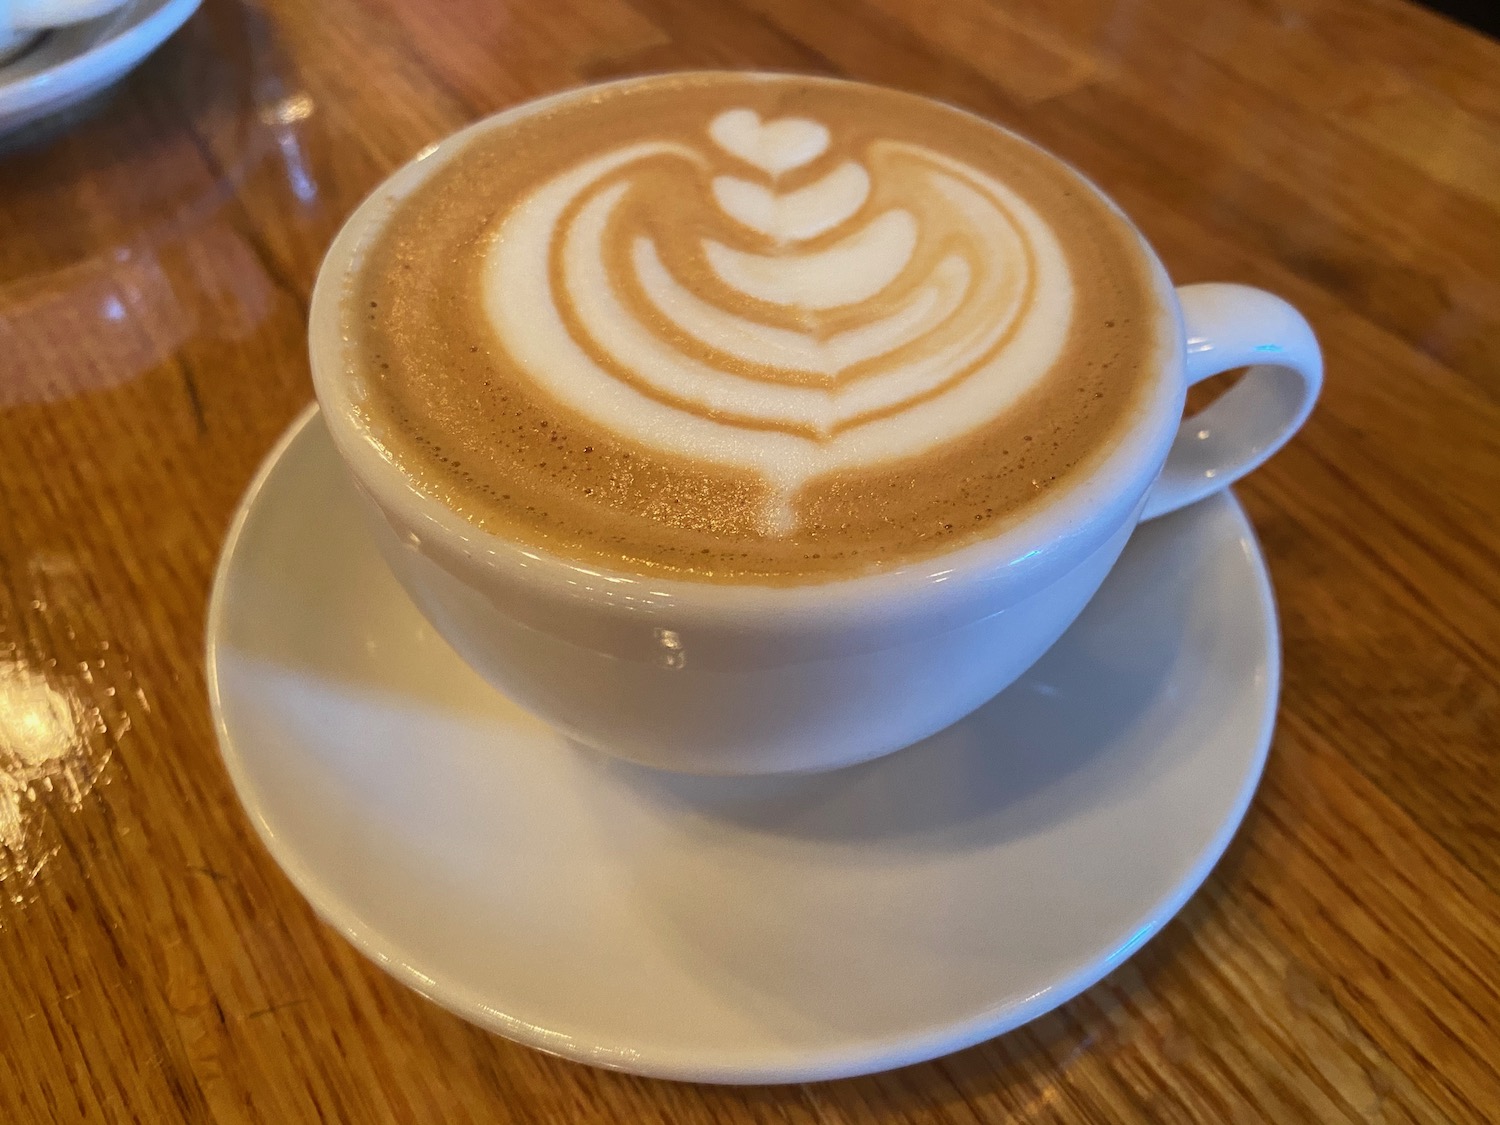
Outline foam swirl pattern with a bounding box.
[482,108,1074,532]
[350,75,1166,581]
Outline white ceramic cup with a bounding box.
[309,77,1321,776]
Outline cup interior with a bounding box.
[308,73,1188,627]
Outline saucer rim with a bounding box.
[206,402,1280,1084]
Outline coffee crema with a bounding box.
[348,73,1170,582]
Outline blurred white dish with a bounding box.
[3,0,121,64]
[0,0,199,137]
[206,404,1280,1083]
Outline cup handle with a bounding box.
[1141,283,1323,520]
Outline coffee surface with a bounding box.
[348,72,1169,581]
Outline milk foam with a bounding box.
[482,107,1074,533]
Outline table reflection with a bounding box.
[0,0,331,907]
[0,0,326,406]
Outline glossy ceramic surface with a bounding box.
[207,405,1279,1082]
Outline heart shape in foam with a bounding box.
[709,109,830,176]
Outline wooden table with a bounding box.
[3,0,1498,1120]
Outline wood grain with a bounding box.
[2,0,1498,1120]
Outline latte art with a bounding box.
[349,74,1167,581]
[484,108,1071,532]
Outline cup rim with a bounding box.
[308,71,1186,626]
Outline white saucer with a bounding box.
[0,0,200,139]
[207,404,1279,1084]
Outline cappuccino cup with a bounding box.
[309,73,1320,775]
